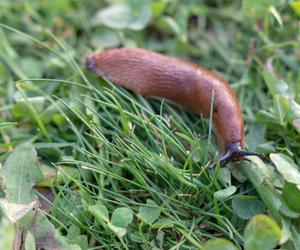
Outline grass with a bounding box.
[0,0,300,249]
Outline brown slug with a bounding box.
[85,48,261,165]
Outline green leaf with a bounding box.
[217,168,231,187]
[12,96,45,118]
[0,142,43,203]
[152,218,174,229]
[51,191,87,227]
[0,216,15,250]
[108,223,127,237]
[111,207,133,228]
[244,214,281,250]
[287,99,300,133]
[151,1,168,17]
[243,0,280,19]
[137,199,161,224]
[0,122,17,131]
[282,181,300,213]
[25,231,36,250]
[273,95,288,125]
[256,110,278,125]
[67,224,81,240]
[71,235,89,250]
[213,186,236,201]
[290,1,300,16]
[27,212,81,250]
[291,225,300,249]
[91,2,151,31]
[158,16,186,42]
[52,114,66,128]
[90,30,120,49]
[20,57,43,78]
[292,119,300,133]
[241,160,294,220]
[280,219,292,245]
[232,196,265,220]
[56,166,82,185]
[89,203,109,223]
[130,231,144,243]
[66,223,89,249]
[245,124,266,151]
[245,155,275,183]
[270,153,300,185]
[259,180,299,219]
[203,238,238,250]
[262,69,290,97]
[156,229,165,249]
[256,143,276,154]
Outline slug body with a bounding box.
[85,48,260,163]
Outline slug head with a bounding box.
[85,55,97,71]
[218,142,263,167]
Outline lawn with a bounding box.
[0,0,300,249]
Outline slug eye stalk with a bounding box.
[218,142,263,167]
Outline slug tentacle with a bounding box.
[218,142,263,166]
